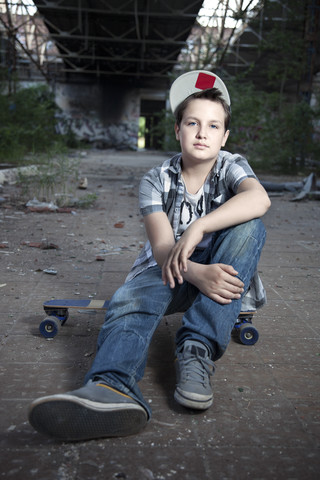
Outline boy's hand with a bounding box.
[162,222,204,287]
[190,263,244,304]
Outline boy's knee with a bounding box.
[234,219,266,241]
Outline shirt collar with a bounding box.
[168,150,224,178]
[168,153,182,175]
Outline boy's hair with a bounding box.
[174,88,231,132]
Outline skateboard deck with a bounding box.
[43,299,110,310]
[40,299,258,345]
[40,299,110,338]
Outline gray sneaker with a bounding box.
[28,380,148,441]
[174,340,215,410]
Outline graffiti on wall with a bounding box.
[55,83,140,149]
[56,110,139,150]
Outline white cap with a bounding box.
[169,70,231,114]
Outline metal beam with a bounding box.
[33,0,201,18]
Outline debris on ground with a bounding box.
[26,198,58,212]
[25,198,75,213]
[43,269,58,275]
[20,241,59,250]
[261,173,319,201]
[78,177,88,189]
[291,173,318,201]
[114,221,125,228]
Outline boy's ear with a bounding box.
[174,123,180,141]
[222,129,230,147]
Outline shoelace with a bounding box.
[180,350,215,384]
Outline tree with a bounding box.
[158,0,320,172]
[179,0,264,72]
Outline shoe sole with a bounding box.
[28,394,148,441]
[174,389,213,410]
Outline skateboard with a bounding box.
[40,299,259,345]
[40,299,110,339]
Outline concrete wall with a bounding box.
[55,81,140,150]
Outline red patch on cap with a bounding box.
[195,72,216,90]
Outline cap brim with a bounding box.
[169,70,230,114]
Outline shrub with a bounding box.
[0,84,77,164]
[151,80,320,174]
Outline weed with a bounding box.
[18,153,80,204]
[77,193,98,208]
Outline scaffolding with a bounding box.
[0,1,62,92]
[0,0,319,99]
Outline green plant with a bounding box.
[151,79,320,174]
[227,80,320,173]
[149,109,179,152]
[0,84,78,164]
[254,100,320,173]
[256,0,307,102]
[77,193,98,208]
[18,153,80,203]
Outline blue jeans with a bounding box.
[85,219,266,418]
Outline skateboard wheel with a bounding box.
[43,308,69,325]
[239,323,259,345]
[39,317,60,338]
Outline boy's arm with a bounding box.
[143,209,246,304]
[144,210,245,304]
[162,178,271,287]
[143,211,176,267]
[143,179,270,305]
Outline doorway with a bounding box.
[139,99,166,149]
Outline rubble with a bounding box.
[261,173,319,201]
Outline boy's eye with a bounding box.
[188,121,197,126]
[210,124,218,129]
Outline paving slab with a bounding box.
[0,149,319,479]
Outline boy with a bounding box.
[28,70,271,441]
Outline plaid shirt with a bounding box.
[126,151,266,310]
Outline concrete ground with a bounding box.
[0,150,319,480]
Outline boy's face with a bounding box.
[174,98,230,167]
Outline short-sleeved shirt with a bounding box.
[126,150,266,310]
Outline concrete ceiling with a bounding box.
[33,0,204,88]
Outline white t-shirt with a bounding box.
[177,178,211,249]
